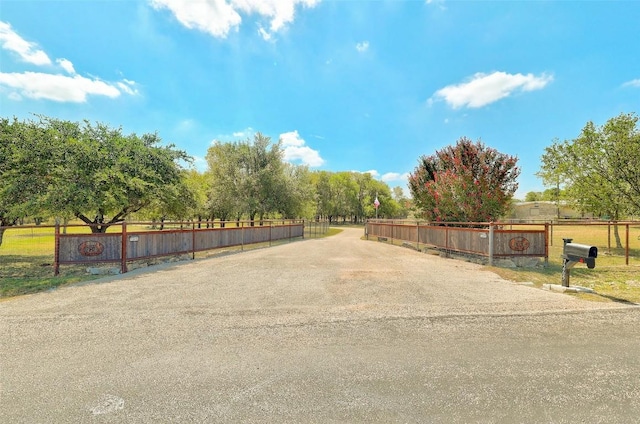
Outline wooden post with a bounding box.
[488,222,494,266]
[121,222,128,274]
[192,221,196,260]
[54,223,60,276]
[544,222,549,267]
[626,223,630,265]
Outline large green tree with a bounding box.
[0,117,56,244]
[539,112,640,246]
[1,116,191,235]
[206,133,304,225]
[409,137,520,222]
[539,113,640,218]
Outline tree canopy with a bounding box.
[409,137,520,222]
[539,113,640,219]
[205,135,405,225]
[2,115,406,245]
[1,116,191,233]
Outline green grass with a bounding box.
[0,254,102,299]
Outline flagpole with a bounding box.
[375,192,378,219]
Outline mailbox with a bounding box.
[560,238,597,287]
[562,242,598,269]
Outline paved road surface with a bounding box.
[2,228,639,423]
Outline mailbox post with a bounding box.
[561,238,598,287]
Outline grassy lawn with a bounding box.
[0,254,102,298]
[487,264,640,304]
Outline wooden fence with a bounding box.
[55,220,305,274]
[365,220,548,265]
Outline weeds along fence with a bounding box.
[365,219,640,267]
[0,219,328,277]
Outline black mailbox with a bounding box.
[562,243,598,269]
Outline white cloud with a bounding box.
[352,169,379,178]
[280,130,324,167]
[0,21,52,66]
[232,127,255,138]
[356,41,369,52]
[622,79,640,88]
[56,58,76,75]
[431,71,553,109]
[0,22,137,103]
[381,172,410,183]
[0,72,127,103]
[116,79,139,96]
[150,0,319,40]
[211,127,256,144]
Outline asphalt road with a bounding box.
[2,228,639,423]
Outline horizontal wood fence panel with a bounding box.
[56,221,306,274]
[245,226,271,244]
[366,220,548,261]
[58,234,121,264]
[447,228,488,255]
[127,230,193,260]
[418,226,447,247]
[195,227,242,251]
[494,230,546,257]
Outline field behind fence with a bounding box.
[0,220,329,282]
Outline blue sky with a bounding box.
[1,0,639,199]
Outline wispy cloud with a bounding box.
[150,0,319,41]
[430,71,553,109]
[56,58,76,75]
[381,172,410,183]
[622,78,640,88]
[211,127,255,143]
[280,130,324,167]
[0,21,138,103]
[0,21,51,65]
[0,72,125,103]
[356,41,369,53]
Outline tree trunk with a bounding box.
[613,224,623,249]
[0,227,6,248]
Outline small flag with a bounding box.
[374,197,380,209]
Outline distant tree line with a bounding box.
[6,112,632,247]
[0,116,409,245]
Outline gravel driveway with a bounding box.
[2,227,638,423]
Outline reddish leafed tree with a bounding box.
[408,137,520,222]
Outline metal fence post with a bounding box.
[121,222,128,274]
[192,221,196,260]
[488,222,494,266]
[544,222,549,267]
[54,223,60,276]
[626,223,630,265]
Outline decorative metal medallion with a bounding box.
[508,237,530,252]
[78,240,105,257]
